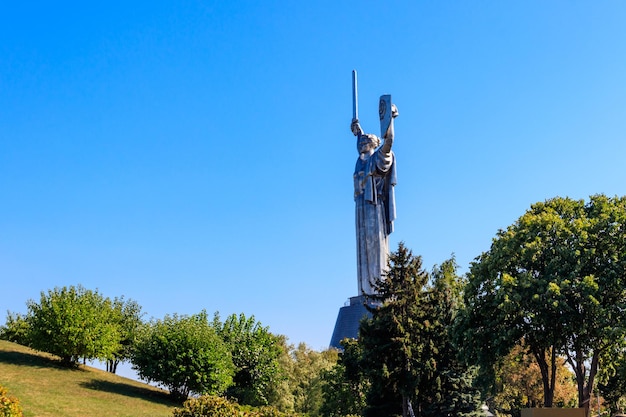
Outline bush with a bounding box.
[0,313,29,345]
[26,285,120,365]
[172,395,300,417]
[172,396,238,417]
[132,311,234,399]
[213,313,284,407]
[0,386,23,417]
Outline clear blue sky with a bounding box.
[2,1,626,352]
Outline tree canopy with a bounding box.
[213,313,284,407]
[25,285,120,365]
[359,243,481,417]
[457,195,626,416]
[106,296,143,373]
[132,310,234,399]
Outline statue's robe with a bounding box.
[353,147,396,295]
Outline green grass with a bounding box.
[0,340,180,417]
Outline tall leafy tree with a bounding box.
[25,285,120,365]
[106,296,143,374]
[320,338,368,417]
[132,311,234,400]
[285,343,338,416]
[457,195,626,416]
[598,349,626,416]
[213,313,283,406]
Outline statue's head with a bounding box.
[358,133,380,155]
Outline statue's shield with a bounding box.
[379,94,392,138]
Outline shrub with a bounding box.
[213,313,284,407]
[172,395,300,417]
[0,313,29,345]
[26,285,120,365]
[132,311,234,399]
[172,395,239,417]
[0,386,23,417]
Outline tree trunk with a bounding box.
[402,395,408,417]
[581,353,599,417]
[533,348,555,407]
[567,351,599,417]
[548,347,557,407]
[106,359,119,373]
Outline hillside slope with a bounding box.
[0,340,178,417]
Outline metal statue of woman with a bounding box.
[351,73,399,296]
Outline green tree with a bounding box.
[359,244,481,417]
[25,285,120,365]
[359,242,429,417]
[105,297,143,374]
[598,350,626,416]
[213,313,284,407]
[320,339,368,417]
[0,312,29,345]
[265,335,296,412]
[457,195,626,416]
[132,311,234,400]
[417,258,482,417]
[285,343,338,416]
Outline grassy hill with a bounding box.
[0,340,179,417]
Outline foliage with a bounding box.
[172,395,300,417]
[359,243,481,417]
[172,395,238,417]
[417,258,482,417]
[0,385,23,417]
[132,311,234,400]
[283,343,338,416]
[457,195,626,415]
[599,350,626,416]
[25,285,120,365]
[359,242,426,417]
[262,336,296,412]
[106,296,143,373]
[0,312,29,345]
[213,313,284,407]
[489,344,577,416]
[319,339,368,417]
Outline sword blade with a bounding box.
[352,70,358,120]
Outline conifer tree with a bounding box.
[360,242,429,417]
[359,243,481,417]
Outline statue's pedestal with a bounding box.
[329,295,376,349]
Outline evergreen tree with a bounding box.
[359,242,428,417]
[418,258,482,416]
[359,244,481,417]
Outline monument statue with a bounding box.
[350,70,398,295]
[329,70,399,348]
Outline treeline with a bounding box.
[0,285,337,415]
[4,194,626,417]
[321,195,626,417]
